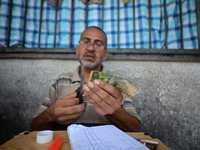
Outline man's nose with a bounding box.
[87,43,95,51]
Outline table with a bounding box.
[0,131,170,150]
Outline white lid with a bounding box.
[36,130,53,144]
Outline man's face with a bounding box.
[76,28,109,70]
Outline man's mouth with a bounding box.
[83,53,96,60]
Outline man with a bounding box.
[31,26,141,132]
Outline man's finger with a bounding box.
[58,109,86,124]
[57,98,80,107]
[85,81,122,111]
[62,92,77,99]
[84,91,111,116]
[84,84,117,115]
[93,80,123,100]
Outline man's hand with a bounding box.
[47,92,86,125]
[31,92,86,131]
[83,80,141,132]
[83,80,123,116]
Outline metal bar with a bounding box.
[22,0,28,47]
[179,0,183,49]
[117,0,119,48]
[164,0,168,49]
[7,0,13,47]
[148,0,151,49]
[133,0,135,49]
[86,0,88,28]
[70,0,73,48]
[102,0,104,29]
[38,0,43,48]
[196,0,200,50]
[54,0,58,48]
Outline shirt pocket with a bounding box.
[57,83,80,99]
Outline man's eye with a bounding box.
[94,42,103,47]
[83,40,89,44]
[95,44,102,47]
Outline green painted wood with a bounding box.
[0,47,199,55]
[0,48,76,53]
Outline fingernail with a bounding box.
[88,82,94,88]
[84,85,90,91]
[94,80,100,85]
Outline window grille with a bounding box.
[0,0,199,56]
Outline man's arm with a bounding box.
[31,92,86,131]
[105,108,141,132]
[83,80,141,132]
[31,108,57,131]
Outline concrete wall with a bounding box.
[0,59,199,150]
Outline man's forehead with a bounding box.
[81,28,106,40]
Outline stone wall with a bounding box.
[0,59,199,150]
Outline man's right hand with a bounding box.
[31,92,86,131]
[47,92,86,125]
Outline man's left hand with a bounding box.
[83,80,123,116]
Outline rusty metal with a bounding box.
[70,0,74,48]
[7,0,13,47]
[38,0,43,48]
[179,0,183,49]
[102,0,104,29]
[148,0,151,49]
[86,0,88,28]
[196,0,200,49]
[164,0,168,49]
[133,0,135,49]
[54,0,59,48]
[22,0,28,47]
[118,0,119,48]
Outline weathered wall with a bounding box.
[0,59,199,150]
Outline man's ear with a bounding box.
[104,49,109,60]
[76,45,79,56]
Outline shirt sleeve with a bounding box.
[33,84,57,118]
[121,94,141,123]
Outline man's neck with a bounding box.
[80,65,103,83]
[83,69,91,83]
